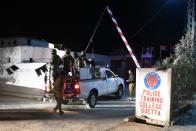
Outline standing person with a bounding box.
[62,49,75,76]
[50,49,63,85]
[126,69,135,101]
[50,49,64,114]
[78,51,89,68]
[73,52,80,76]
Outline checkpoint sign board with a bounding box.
[136,68,172,122]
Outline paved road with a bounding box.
[0,88,134,131]
[0,89,195,131]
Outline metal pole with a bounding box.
[85,7,106,52]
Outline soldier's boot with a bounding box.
[58,104,64,115]
[58,96,64,115]
[57,102,64,115]
[55,100,63,114]
[59,110,64,115]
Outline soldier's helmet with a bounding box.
[65,49,71,55]
[51,49,57,55]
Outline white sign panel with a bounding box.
[136,68,172,121]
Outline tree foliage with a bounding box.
[162,32,196,109]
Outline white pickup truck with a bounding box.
[64,67,125,108]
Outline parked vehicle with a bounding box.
[63,67,124,108]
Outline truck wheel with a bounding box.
[115,86,123,99]
[86,92,97,108]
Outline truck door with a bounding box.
[105,69,117,93]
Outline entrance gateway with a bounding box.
[136,68,172,126]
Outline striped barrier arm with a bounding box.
[107,6,141,68]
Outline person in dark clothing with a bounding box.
[78,51,89,68]
[50,49,64,114]
[62,49,75,76]
[126,69,135,101]
[50,49,63,84]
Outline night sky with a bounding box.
[0,0,188,56]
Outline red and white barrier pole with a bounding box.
[107,6,141,68]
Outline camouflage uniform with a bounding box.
[50,49,63,82]
[50,49,64,114]
[62,49,75,76]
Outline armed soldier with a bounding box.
[50,49,64,114]
[62,49,75,76]
[50,49,63,84]
[78,51,89,68]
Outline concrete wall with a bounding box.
[0,47,22,78]
[21,46,51,62]
[0,46,52,64]
[0,46,22,64]
[0,63,46,99]
[5,63,46,89]
[0,46,52,79]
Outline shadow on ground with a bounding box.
[0,105,134,121]
[0,109,55,120]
